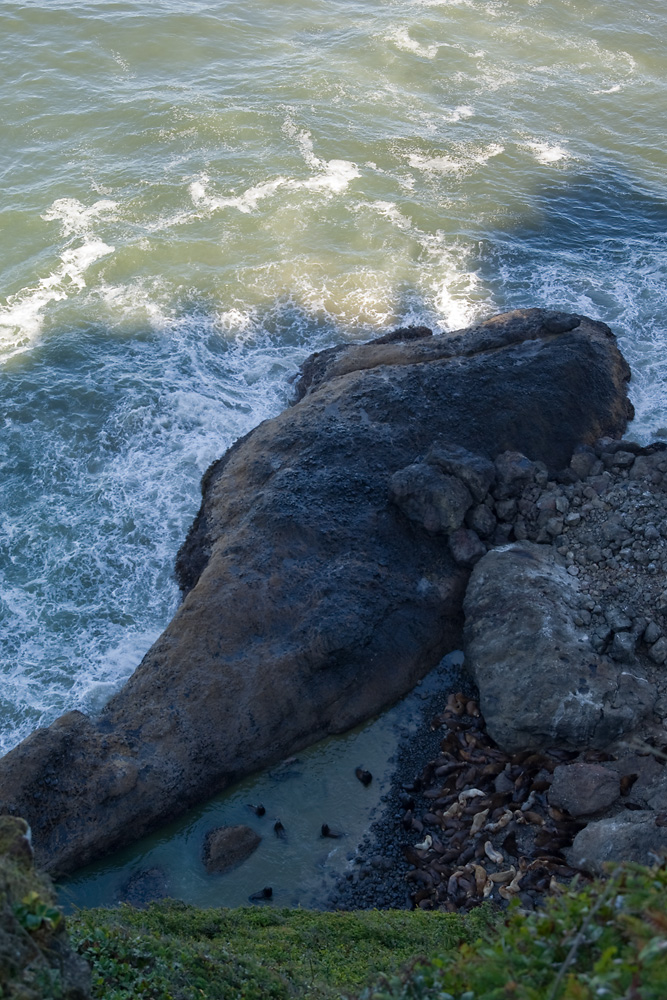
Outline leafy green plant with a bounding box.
[13,889,63,933]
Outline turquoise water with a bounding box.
[1,1,666,775]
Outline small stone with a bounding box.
[494,451,539,499]
[644,621,662,646]
[564,512,581,526]
[610,631,636,663]
[566,564,579,576]
[610,451,636,469]
[427,443,496,502]
[649,637,667,665]
[546,517,564,537]
[569,445,597,479]
[495,498,517,522]
[448,527,486,567]
[390,463,472,534]
[466,503,496,539]
[605,608,632,632]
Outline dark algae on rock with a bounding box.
[0,309,633,878]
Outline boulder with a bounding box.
[202,825,262,874]
[567,811,667,874]
[548,763,621,817]
[463,542,655,752]
[0,309,634,875]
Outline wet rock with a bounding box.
[463,542,655,752]
[202,825,262,874]
[0,309,634,876]
[548,763,620,817]
[119,866,170,907]
[568,811,667,874]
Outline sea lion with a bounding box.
[355,767,372,786]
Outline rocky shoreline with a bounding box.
[2,308,662,888]
[330,436,667,912]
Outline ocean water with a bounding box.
[1,0,667,877]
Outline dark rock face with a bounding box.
[463,542,655,752]
[0,309,633,876]
[202,825,261,874]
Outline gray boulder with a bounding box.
[548,763,621,817]
[568,811,667,874]
[463,542,655,752]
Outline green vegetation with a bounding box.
[69,904,494,1000]
[362,862,667,1000]
[68,862,667,1000]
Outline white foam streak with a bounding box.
[42,198,118,237]
[386,27,440,59]
[443,105,475,122]
[189,157,360,215]
[523,140,571,165]
[0,240,114,351]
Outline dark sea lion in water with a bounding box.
[321,823,343,838]
[249,886,273,902]
[355,767,372,786]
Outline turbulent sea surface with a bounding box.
[1,0,667,903]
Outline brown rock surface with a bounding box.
[548,762,621,817]
[202,825,262,874]
[0,309,633,876]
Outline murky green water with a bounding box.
[1,0,666,901]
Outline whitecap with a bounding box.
[408,152,464,175]
[42,197,118,237]
[0,239,114,353]
[522,140,571,165]
[189,156,360,215]
[386,27,440,60]
[443,105,475,123]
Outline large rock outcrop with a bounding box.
[0,309,633,876]
[463,542,656,752]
